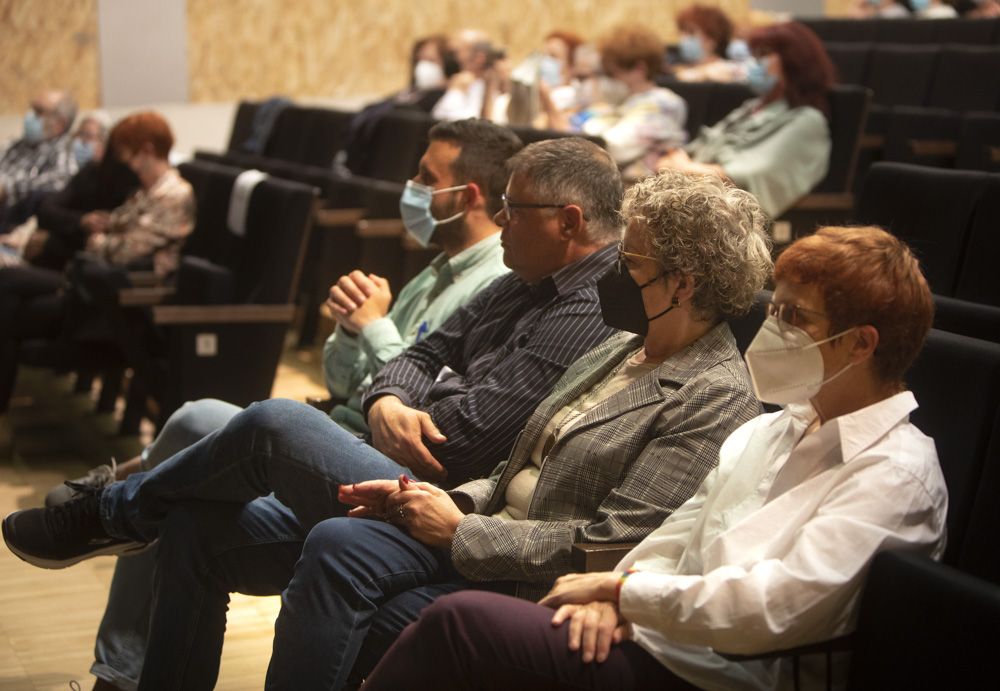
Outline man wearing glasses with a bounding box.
[4,137,623,688]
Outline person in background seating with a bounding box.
[657,21,833,218]
[0,111,193,413]
[543,24,687,180]
[672,5,746,83]
[0,89,79,230]
[361,225,945,691]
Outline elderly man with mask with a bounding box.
[0,89,79,229]
[5,135,623,689]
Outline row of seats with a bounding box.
[21,160,319,433]
[854,162,1000,307]
[801,16,1000,44]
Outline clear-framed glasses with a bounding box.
[501,193,567,222]
[767,301,828,330]
[616,241,660,271]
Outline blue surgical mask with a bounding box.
[726,38,751,62]
[73,139,95,166]
[399,180,468,247]
[910,0,930,10]
[678,35,705,64]
[23,111,44,144]
[747,56,778,96]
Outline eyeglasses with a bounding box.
[616,241,660,271]
[767,301,828,330]
[500,193,567,222]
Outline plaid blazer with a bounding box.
[450,322,761,601]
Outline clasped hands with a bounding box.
[326,270,392,334]
[539,571,633,664]
[338,474,465,548]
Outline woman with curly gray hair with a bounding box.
[355,168,775,691]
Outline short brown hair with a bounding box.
[109,111,174,160]
[598,24,664,79]
[775,226,934,383]
[676,5,734,59]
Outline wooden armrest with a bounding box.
[859,134,884,150]
[571,543,639,573]
[126,271,161,287]
[791,193,854,212]
[314,207,365,227]
[152,303,295,325]
[305,395,349,413]
[719,633,855,662]
[118,286,175,307]
[357,219,405,238]
[908,139,957,157]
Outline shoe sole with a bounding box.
[1,520,150,570]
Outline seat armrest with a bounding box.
[152,303,295,325]
[305,396,349,413]
[118,286,176,307]
[356,219,405,238]
[314,207,365,228]
[719,633,855,662]
[571,543,639,573]
[126,271,162,287]
[791,193,854,211]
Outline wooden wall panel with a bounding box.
[187,0,752,103]
[0,0,100,114]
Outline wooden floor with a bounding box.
[0,343,327,691]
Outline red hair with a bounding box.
[545,30,585,68]
[775,226,934,383]
[109,111,174,160]
[748,21,835,115]
[676,5,734,58]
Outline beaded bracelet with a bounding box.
[616,568,638,604]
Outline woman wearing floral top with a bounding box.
[0,111,194,412]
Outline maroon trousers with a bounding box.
[361,590,700,691]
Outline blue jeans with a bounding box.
[95,398,416,690]
[92,398,244,691]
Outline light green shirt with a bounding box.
[688,98,831,218]
[323,233,509,434]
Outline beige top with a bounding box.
[493,348,659,521]
[87,167,195,278]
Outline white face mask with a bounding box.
[744,316,856,406]
[414,60,446,90]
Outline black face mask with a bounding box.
[596,263,675,336]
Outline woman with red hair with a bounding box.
[658,21,834,217]
[673,5,745,83]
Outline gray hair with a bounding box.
[508,137,623,243]
[623,170,773,318]
[52,92,78,133]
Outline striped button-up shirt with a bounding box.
[363,243,618,487]
[0,133,78,207]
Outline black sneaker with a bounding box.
[45,460,117,507]
[2,489,145,569]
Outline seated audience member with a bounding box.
[543,24,687,177]
[0,111,193,413]
[360,225,945,691]
[2,137,623,688]
[672,5,746,83]
[432,29,501,121]
[0,89,79,230]
[4,113,140,272]
[911,0,959,16]
[965,0,1000,16]
[38,118,521,691]
[849,0,912,18]
[261,169,771,689]
[658,21,833,218]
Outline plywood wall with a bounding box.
[0,0,101,115]
[187,0,752,103]
[2,0,768,115]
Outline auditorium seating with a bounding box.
[801,17,1000,44]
